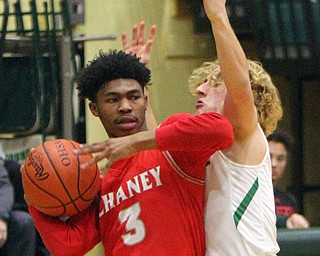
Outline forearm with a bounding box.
[29,204,100,256]
[210,11,250,97]
[145,89,158,130]
[204,0,255,132]
[131,130,157,152]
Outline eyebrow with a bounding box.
[104,89,142,97]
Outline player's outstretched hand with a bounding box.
[75,131,157,178]
[121,21,156,65]
[74,136,139,177]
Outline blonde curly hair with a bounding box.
[188,59,283,136]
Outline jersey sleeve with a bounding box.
[29,203,100,256]
[156,112,233,152]
[155,112,234,178]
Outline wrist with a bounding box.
[133,130,157,152]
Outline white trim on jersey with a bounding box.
[162,151,205,186]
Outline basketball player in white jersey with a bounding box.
[187,0,282,255]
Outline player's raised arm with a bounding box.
[203,0,255,138]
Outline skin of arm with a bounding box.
[203,0,266,165]
[144,89,158,130]
[204,0,255,139]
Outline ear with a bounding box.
[89,102,99,117]
[144,94,148,110]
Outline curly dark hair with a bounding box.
[267,130,294,153]
[76,50,151,102]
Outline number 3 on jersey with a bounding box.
[118,202,146,245]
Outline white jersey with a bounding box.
[205,125,280,256]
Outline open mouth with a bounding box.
[195,100,204,110]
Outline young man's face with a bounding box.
[194,74,227,115]
[89,78,148,138]
[269,141,288,183]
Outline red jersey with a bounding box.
[30,112,233,256]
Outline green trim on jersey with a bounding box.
[233,178,259,227]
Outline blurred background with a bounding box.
[1,1,320,254]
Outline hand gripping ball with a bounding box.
[22,139,100,217]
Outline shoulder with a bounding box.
[160,113,192,126]
[223,124,266,165]
[161,112,229,126]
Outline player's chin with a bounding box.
[195,109,205,115]
[115,127,141,137]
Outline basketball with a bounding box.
[21,139,100,217]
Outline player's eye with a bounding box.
[197,78,207,87]
[106,98,118,103]
[130,95,140,100]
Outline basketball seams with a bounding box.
[43,140,82,214]
[24,163,67,214]
[71,140,99,203]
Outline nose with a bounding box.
[270,156,277,168]
[119,99,132,113]
[196,82,208,97]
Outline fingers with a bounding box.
[148,25,157,43]
[80,152,107,169]
[75,143,106,154]
[121,31,129,52]
[131,23,139,45]
[121,21,156,53]
[0,221,8,248]
[75,143,109,169]
[143,25,157,53]
[121,23,138,52]
[99,160,113,179]
[137,21,146,46]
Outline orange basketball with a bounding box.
[21,139,100,217]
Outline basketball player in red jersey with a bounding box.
[26,49,234,255]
